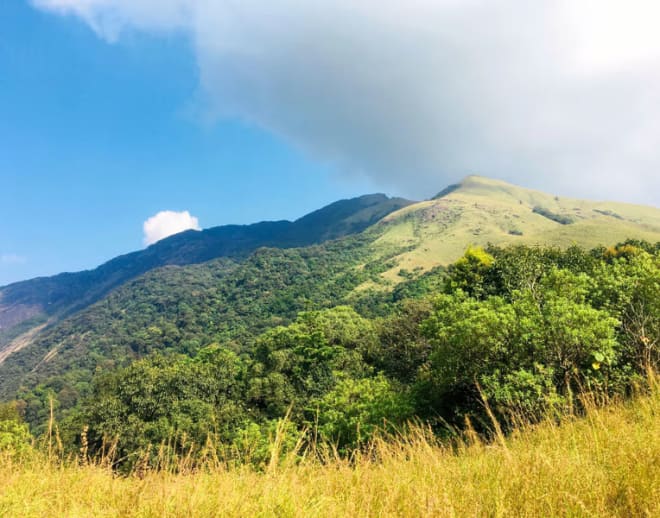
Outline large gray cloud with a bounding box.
[34,0,660,204]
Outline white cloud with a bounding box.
[0,254,27,265]
[32,1,660,205]
[143,210,200,246]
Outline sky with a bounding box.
[2,0,660,286]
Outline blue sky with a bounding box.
[3,1,660,286]
[0,1,377,285]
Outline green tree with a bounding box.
[418,291,517,421]
[369,298,433,383]
[445,247,496,298]
[79,348,248,469]
[591,250,660,371]
[313,374,413,450]
[247,307,373,417]
[0,402,33,457]
[419,271,619,425]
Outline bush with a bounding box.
[0,420,33,456]
[532,206,575,225]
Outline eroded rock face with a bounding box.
[0,322,48,366]
[0,301,43,331]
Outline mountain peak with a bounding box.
[434,175,524,199]
[380,175,660,275]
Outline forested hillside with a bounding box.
[0,234,412,405]
[0,177,659,469]
[3,177,659,385]
[1,239,657,471]
[0,193,411,335]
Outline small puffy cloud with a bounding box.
[0,254,27,265]
[143,210,200,246]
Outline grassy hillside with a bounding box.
[369,175,660,281]
[1,379,658,517]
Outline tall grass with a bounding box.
[1,379,659,517]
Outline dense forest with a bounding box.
[1,239,659,471]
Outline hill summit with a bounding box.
[365,175,660,280]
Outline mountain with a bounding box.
[1,176,659,406]
[364,175,660,283]
[0,193,412,333]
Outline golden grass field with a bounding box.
[1,377,658,517]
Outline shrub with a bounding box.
[0,420,33,456]
[532,206,575,225]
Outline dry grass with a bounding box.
[1,381,659,517]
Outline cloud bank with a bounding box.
[33,0,660,204]
[143,210,200,246]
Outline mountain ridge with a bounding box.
[0,193,412,332]
[1,176,659,403]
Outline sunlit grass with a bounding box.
[372,176,660,281]
[1,379,659,517]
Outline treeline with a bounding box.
[1,240,659,469]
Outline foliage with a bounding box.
[367,298,433,383]
[247,306,375,419]
[532,206,575,225]
[0,236,395,414]
[444,246,495,297]
[78,348,248,470]
[0,403,32,456]
[313,374,414,449]
[0,420,33,456]
[0,240,658,467]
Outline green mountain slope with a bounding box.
[1,176,659,409]
[0,194,412,335]
[0,234,415,408]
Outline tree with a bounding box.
[418,291,517,421]
[0,402,33,457]
[313,374,413,450]
[444,247,496,298]
[419,270,619,425]
[247,307,373,417]
[369,298,433,383]
[591,250,660,371]
[79,348,248,469]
